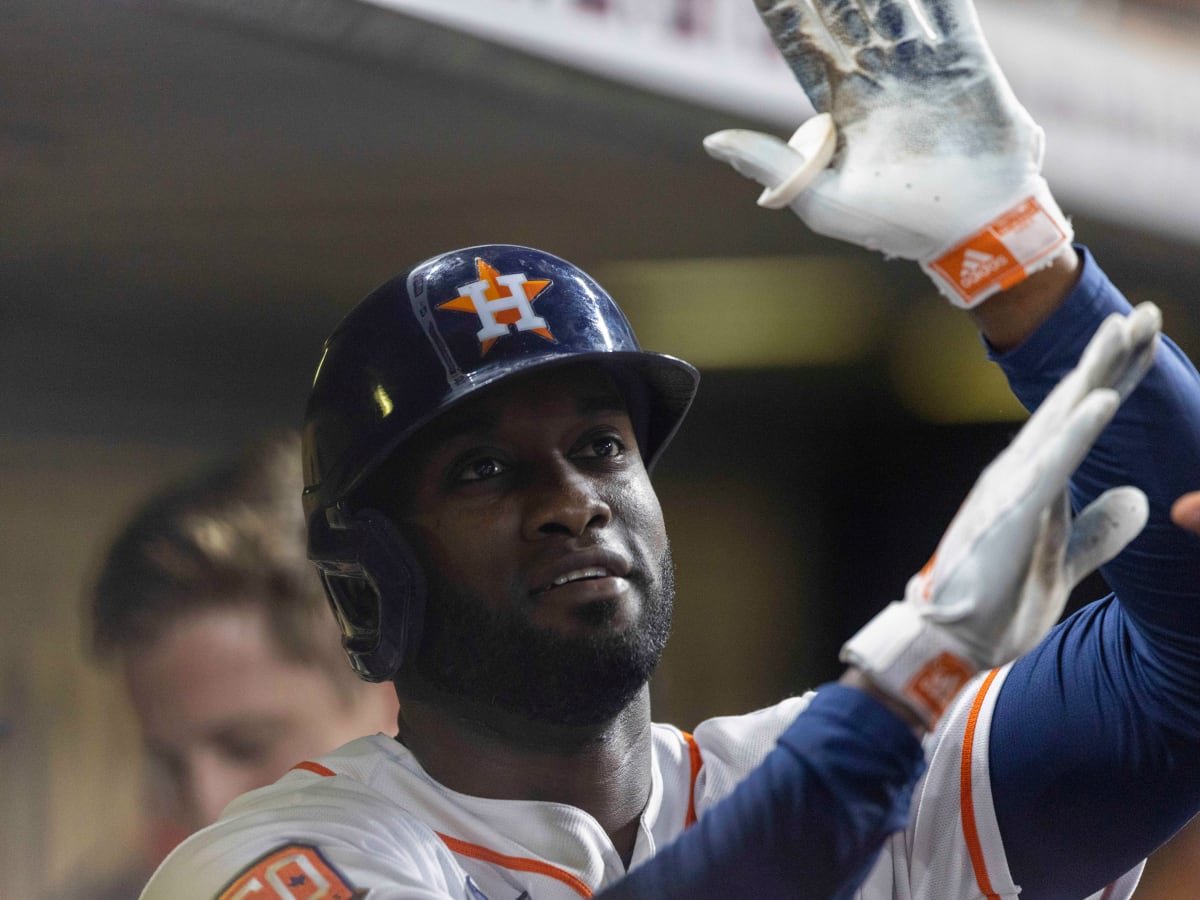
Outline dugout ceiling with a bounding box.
[2,0,1199,448]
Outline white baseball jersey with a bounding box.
[141,667,1142,899]
[855,665,1142,900]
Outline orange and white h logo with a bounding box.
[438,258,555,355]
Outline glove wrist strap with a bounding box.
[840,601,979,729]
[921,178,1074,310]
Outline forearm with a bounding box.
[986,249,1200,895]
[968,246,1081,352]
[990,248,1200,628]
[598,685,925,899]
[838,668,926,737]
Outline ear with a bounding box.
[307,505,426,682]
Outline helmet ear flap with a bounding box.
[307,505,426,682]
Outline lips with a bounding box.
[548,566,609,588]
[530,548,632,597]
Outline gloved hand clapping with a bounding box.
[841,302,1160,727]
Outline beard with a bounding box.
[405,546,675,728]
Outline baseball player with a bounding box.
[141,1,1200,898]
[145,240,1155,900]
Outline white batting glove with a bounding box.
[841,303,1161,728]
[704,0,1073,309]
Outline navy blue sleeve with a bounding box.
[987,247,1200,897]
[597,685,925,899]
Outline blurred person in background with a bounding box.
[45,431,398,899]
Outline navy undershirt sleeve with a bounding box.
[603,248,1200,900]
[598,685,925,899]
[987,247,1200,897]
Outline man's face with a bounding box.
[123,603,396,835]
[382,364,675,727]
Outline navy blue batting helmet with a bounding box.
[302,244,699,681]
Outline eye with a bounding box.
[456,455,509,482]
[218,734,273,765]
[575,433,627,460]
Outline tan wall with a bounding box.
[0,437,210,899]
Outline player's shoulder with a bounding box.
[650,694,810,756]
[143,805,459,899]
[142,734,463,898]
[245,732,405,797]
[651,695,813,803]
[689,693,813,751]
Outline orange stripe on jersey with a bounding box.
[291,760,337,777]
[682,731,703,829]
[436,832,593,898]
[291,761,592,897]
[960,668,1003,900]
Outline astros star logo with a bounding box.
[437,258,555,355]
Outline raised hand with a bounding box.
[706,0,1073,308]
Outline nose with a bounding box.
[522,461,612,540]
